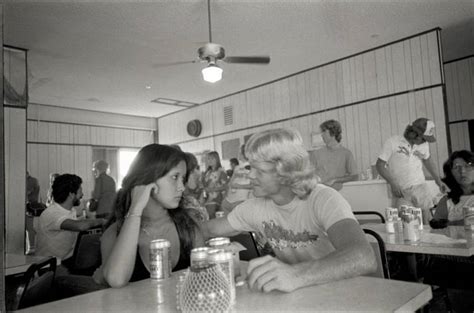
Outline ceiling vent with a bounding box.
[223,105,233,126]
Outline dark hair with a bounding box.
[206,151,222,172]
[403,125,425,143]
[185,152,199,175]
[52,174,82,203]
[320,119,342,142]
[442,150,474,204]
[114,144,199,263]
[230,158,239,166]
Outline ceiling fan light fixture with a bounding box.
[202,64,223,83]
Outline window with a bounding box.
[118,149,139,188]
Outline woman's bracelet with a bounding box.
[125,212,142,219]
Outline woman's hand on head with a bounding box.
[130,183,158,214]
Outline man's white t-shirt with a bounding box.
[35,202,78,260]
[227,185,355,264]
[378,136,429,190]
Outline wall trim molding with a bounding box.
[27,118,155,132]
[444,54,474,65]
[27,141,143,149]
[171,83,444,145]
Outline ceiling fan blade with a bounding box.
[152,60,197,69]
[223,56,270,64]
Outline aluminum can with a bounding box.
[463,206,474,231]
[385,207,398,221]
[399,205,411,216]
[190,247,211,269]
[215,211,225,218]
[207,237,240,277]
[412,207,423,230]
[208,249,235,304]
[149,239,171,280]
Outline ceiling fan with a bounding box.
[156,0,270,83]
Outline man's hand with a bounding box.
[246,255,302,293]
[390,183,404,198]
[436,180,450,194]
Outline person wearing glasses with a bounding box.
[430,150,474,228]
[425,150,474,312]
[376,117,446,222]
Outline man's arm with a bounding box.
[200,217,241,239]
[376,158,403,198]
[422,156,442,186]
[246,219,376,293]
[60,218,105,232]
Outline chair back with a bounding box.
[69,230,102,275]
[13,256,57,310]
[230,232,260,261]
[363,228,390,279]
[354,211,385,224]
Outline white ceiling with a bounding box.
[4,1,474,118]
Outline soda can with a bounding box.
[385,207,398,221]
[207,237,240,277]
[412,207,423,230]
[190,247,211,269]
[208,249,235,304]
[399,205,410,217]
[149,239,171,281]
[463,206,474,231]
[215,211,225,218]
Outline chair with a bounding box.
[363,228,390,279]
[230,232,260,261]
[354,211,385,224]
[11,256,57,310]
[68,230,102,276]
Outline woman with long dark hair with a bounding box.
[430,150,474,228]
[94,144,204,288]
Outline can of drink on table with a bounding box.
[208,249,235,304]
[149,239,171,281]
[385,207,398,221]
[207,237,240,277]
[412,207,423,230]
[463,206,474,231]
[190,247,211,269]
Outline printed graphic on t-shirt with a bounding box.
[396,146,410,156]
[262,220,319,250]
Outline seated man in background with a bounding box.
[309,119,358,191]
[203,128,376,293]
[376,117,445,223]
[35,174,106,269]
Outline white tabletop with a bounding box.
[18,268,432,312]
[363,223,474,257]
[6,253,60,276]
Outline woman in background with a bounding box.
[94,144,204,288]
[202,151,228,218]
[425,150,474,312]
[46,172,60,207]
[430,150,474,228]
[182,152,209,221]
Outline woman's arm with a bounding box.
[102,183,157,288]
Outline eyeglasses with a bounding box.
[452,162,474,172]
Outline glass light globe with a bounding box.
[202,64,223,83]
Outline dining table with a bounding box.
[17,262,433,312]
[5,253,60,276]
[363,223,474,257]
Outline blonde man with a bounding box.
[203,128,375,293]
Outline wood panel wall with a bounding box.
[27,105,155,203]
[159,29,448,174]
[445,55,474,151]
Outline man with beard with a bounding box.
[35,174,105,264]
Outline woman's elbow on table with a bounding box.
[103,268,131,288]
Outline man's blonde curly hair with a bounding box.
[245,128,319,199]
